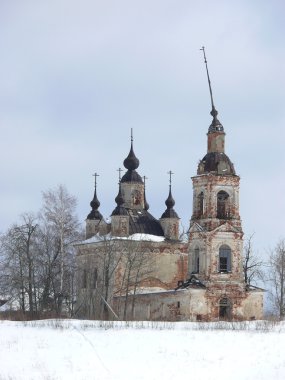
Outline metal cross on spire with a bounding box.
[117,168,123,183]
[167,170,174,187]
[200,46,216,112]
[92,172,99,189]
[131,128,133,143]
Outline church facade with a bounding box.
[75,111,263,321]
[75,61,263,321]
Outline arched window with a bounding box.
[193,248,200,273]
[198,192,204,217]
[219,245,231,273]
[219,298,231,320]
[217,191,229,219]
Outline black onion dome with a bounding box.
[208,107,224,133]
[87,189,103,220]
[123,143,139,170]
[198,152,236,175]
[121,170,143,183]
[161,188,179,219]
[115,186,124,206]
[111,185,128,216]
[121,142,143,183]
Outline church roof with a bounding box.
[128,209,164,236]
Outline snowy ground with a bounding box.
[1,319,285,380]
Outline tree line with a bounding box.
[0,185,285,320]
[0,185,81,317]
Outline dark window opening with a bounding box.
[219,245,231,272]
[217,191,229,219]
[219,257,228,272]
[196,314,202,321]
[177,302,180,308]
[219,298,231,320]
[198,192,204,217]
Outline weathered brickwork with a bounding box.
[76,108,264,321]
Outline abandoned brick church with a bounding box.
[75,56,263,321]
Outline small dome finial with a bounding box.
[165,170,175,208]
[117,167,123,182]
[87,172,103,220]
[115,168,124,206]
[200,46,224,133]
[161,171,179,218]
[123,129,140,170]
[111,169,128,216]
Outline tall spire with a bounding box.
[200,46,224,133]
[87,172,103,220]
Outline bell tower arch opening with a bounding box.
[198,192,204,217]
[193,247,200,273]
[217,190,229,219]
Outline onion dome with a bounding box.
[197,152,236,175]
[111,184,128,216]
[123,142,139,170]
[121,137,143,183]
[161,187,179,219]
[87,187,103,220]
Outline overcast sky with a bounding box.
[0,0,284,255]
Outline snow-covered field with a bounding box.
[1,319,285,380]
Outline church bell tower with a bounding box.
[188,47,245,319]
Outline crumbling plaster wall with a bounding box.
[191,174,241,229]
[114,288,208,321]
[189,230,244,281]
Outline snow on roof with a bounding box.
[75,233,166,245]
[129,287,169,295]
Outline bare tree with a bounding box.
[243,234,264,286]
[0,213,38,313]
[268,239,285,320]
[40,184,80,315]
[115,239,154,321]
[75,235,123,320]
